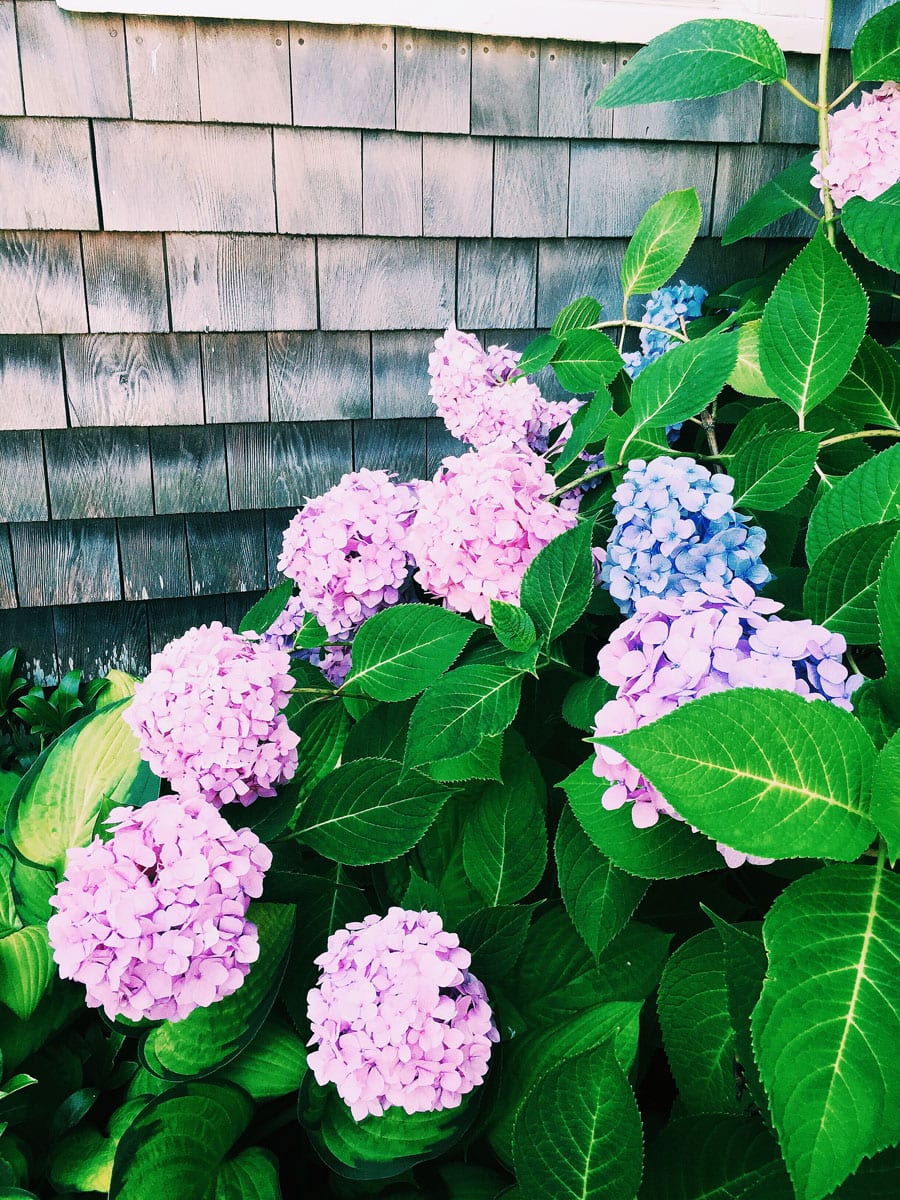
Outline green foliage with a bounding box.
[871,732,900,863]
[841,181,900,274]
[805,444,900,563]
[722,153,817,245]
[641,1115,789,1200]
[0,924,54,1020]
[550,328,623,393]
[730,429,819,509]
[621,189,702,299]
[851,3,900,79]
[405,665,524,768]
[345,605,475,701]
[238,580,294,635]
[826,336,900,431]
[519,519,596,644]
[489,601,538,653]
[551,296,602,338]
[803,522,900,641]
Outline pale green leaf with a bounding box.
[722,153,817,246]
[852,4,900,79]
[804,521,900,642]
[806,444,900,563]
[215,1012,306,1101]
[731,429,819,509]
[878,531,900,676]
[551,296,602,338]
[729,321,779,397]
[842,182,900,275]
[405,666,523,769]
[0,924,54,1020]
[344,605,475,701]
[621,188,702,299]
[514,332,561,377]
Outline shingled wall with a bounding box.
[0,1,875,681]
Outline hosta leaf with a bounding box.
[215,1012,307,1101]
[826,336,900,431]
[595,19,785,106]
[871,732,900,864]
[842,182,900,274]
[405,666,523,769]
[803,521,900,642]
[852,3,900,79]
[640,1114,790,1200]
[0,846,21,936]
[806,444,900,563]
[552,328,623,393]
[215,1148,280,1200]
[344,606,475,701]
[879,531,900,676]
[752,863,900,1200]
[0,923,54,1020]
[551,296,602,338]
[237,580,293,635]
[519,519,595,644]
[722,153,817,246]
[621,188,702,299]
[596,689,876,861]
[489,601,537,653]
[731,430,819,509]
[759,234,868,422]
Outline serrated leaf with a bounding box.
[562,675,617,732]
[291,611,330,650]
[341,699,411,764]
[752,862,900,1200]
[871,732,900,864]
[854,677,900,752]
[489,601,538,653]
[729,321,779,398]
[731,429,819,509]
[596,689,876,861]
[806,444,900,563]
[552,328,623,394]
[405,666,523,769]
[842,181,900,275]
[826,336,900,431]
[463,746,546,905]
[723,153,817,246]
[705,911,768,1114]
[852,6,900,81]
[879,531,900,677]
[804,521,900,642]
[237,580,293,635]
[514,332,561,377]
[596,18,785,106]
[0,924,54,1020]
[423,733,504,784]
[640,1114,790,1200]
[456,904,534,988]
[552,387,613,474]
[519,519,595,644]
[621,188,702,299]
[344,606,475,702]
[551,296,602,338]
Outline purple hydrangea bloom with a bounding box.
[47,795,271,1022]
[124,622,299,808]
[307,908,498,1122]
[592,579,863,867]
[812,82,900,208]
[263,595,353,687]
[623,281,707,380]
[599,456,770,615]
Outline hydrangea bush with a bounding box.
[1,6,899,1200]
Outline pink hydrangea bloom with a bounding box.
[47,795,271,1022]
[407,447,578,623]
[812,82,900,208]
[278,470,417,639]
[592,579,862,867]
[429,324,581,454]
[263,595,353,687]
[307,908,498,1122]
[124,622,298,808]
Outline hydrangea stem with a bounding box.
[777,78,818,111]
[820,428,900,447]
[548,462,616,501]
[597,318,689,344]
[817,0,837,245]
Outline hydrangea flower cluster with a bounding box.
[124,622,299,808]
[812,82,900,208]
[623,282,707,379]
[278,470,417,639]
[599,456,770,615]
[307,908,498,1121]
[429,323,581,454]
[592,579,862,867]
[407,447,578,623]
[264,595,353,687]
[47,795,271,1022]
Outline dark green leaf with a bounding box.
[405,666,523,769]
[871,732,900,864]
[640,1114,790,1200]
[285,698,350,808]
[345,605,475,701]
[826,336,900,432]
[342,699,412,763]
[842,181,900,274]
[519,519,595,644]
[552,328,623,393]
[854,677,900,752]
[731,430,819,509]
[423,733,505,784]
[552,387,613,473]
[456,904,534,987]
[705,910,768,1114]
[806,443,900,563]
[879,531,900,676]
[722,153,817,245]
[804,521,900,642]
[852,4,900,78]
[562,675,616,732]
[237,580,293,635]
[551,296,602,338]
[215,1147,281,1200]
[621,188,702,298]
[489,601,538,653]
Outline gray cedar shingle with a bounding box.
[268,332,370,421]
[166,234,316,331]
[64,333,204,426]
[458,240,537,329]
[354,417,427,479]
[396,28,470,134]
[81,232,169,334]
[832,0,891,48]
[125,16,201,122]
[148,594,226,653]
[318,238,455,331]
[372,332,437,419]
[422,136,493,237]
[187,511,267,595]
[425,417,464,476]
[0,118,98,230]
[11,519,120,606]
[712,144,817,239]
[0,335,67,429]
[118,515,190,601]
[678,238,767,296]
[265,508,294,583]
[225,591,265,630]
[53,600,151,679]
[150,425,229,515]
[0,430,48,521]
[471,36,539,136]
[537,238,626,326]
[225,421,353,510]
[0,3,23,116]
[197,18,291,125]
[94,122,276,233]
[274,128,362,236]
[0,232,88,334]
[760,52,853,145]
[45,427,153,519]
[493,140,569,238]
[363,132,423,237]
[291,24,394,130]
[0,524,15,608]
[0,606,59,682]
[202,333,269,423]
[538,42,614,138]
[568,142,716,237]
[17,3,129,119]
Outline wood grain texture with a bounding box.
[166,233,316,331]
[0,232,88,333]
[264,508,294,584]
[291,24,394,129]
[354,418,427,479]
[64,333,203,426]
[274,128,362,235]
[186,510,267,595]
[832,0,891,48]
[0,335,67,429]
[458,239,537,329]
[81,233,169,334]
[678,237,767,296]
[125,16,200,122]
[471,36,539,136]
[0,430,48,521]
[0,606,58,682]
[493,139,569,237]
[372,332,436,419]
[363,132,423,237]
[94,121,276,233]
[10,518,120,606]
[537,237,626,327]
[54,600,151,679]
[539,42,613,138]
[318,237,455,330]
[225,591,266,631]
[225,421,352,510]
[0,3,23,116]
[425,417,464,476]
[0,118,98,230]
[197,18,291,124]
[0,525,15,609]
[268,332,370,421]
[569,142,716,236]
[396,28,470,134]
[712,144,817,239]
[118,514,190,601]
[761,52,853,145]
[45,427,153,519]
[202,333,269,423]
[17,3,129,119]
[150,425,229,515]
[422,135,492,237]
[147,594,225,653]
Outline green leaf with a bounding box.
[281,699,350,817]
[854,677,900,752]
[296,758,450,865]
[423,733,505,784]
[456,904,534,988]
[871,732,900,864]
[729,321,779,398]
[705,911,768,1114]
[489,601,538,653]
[341,699,411,763]
[513,1042,643,1200]
[519,519,595,644]
[514,332,561,377]
[826,336,900,432]
[852,6,900,81]
[752,862,900,1200]
[237,580,293,635]
[597,689,876,862]
[804,521,900,642]
[562,675,616,732]
[551,296,602,338]
[806,444,900,563]
[552,328,623,394]
[731,430,819,509]
[760,234,868,422]
[0,846,21,937]
[344,605,475,702]
[0,924,54,1020]
[291,611,330,650]
[640,1114,790,1200]
[405,666,523,769]
[140,903,295,1080]
[842,181,900,275]
[552,387,613,473]
[722,153,817,246]
[215,1147,281,1200]
[879,531,900,676]
[216,1012,306,1101]
[621,188,702,299]
[555,807,648,959]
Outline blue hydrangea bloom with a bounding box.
[623,281,708,381]
[600,456,771,615]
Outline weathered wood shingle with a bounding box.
[0,3,23,116]
[493,140,568,238]
[471,37,539,136]
[45,427,154,519]
[225,421,352,509]
[0,524,15,608]
[125,17,201,122]
[372,332,436,419]
[422,136,493,237]
[17,4,129,119]
[197,18,291,124]
[0,335,67,428]
[538,42,614,138]
[0,232,88,334]
[81,233,170,334]
[396,29,470,134]
[202,333,270,423]
[0,118,98,230]
[63,334,204,427]
[291,24,394,130]
[318,238,455,330]
[0,430,48,521]
[54,601,150,678]
[150,425,229,515]
[458,240,537,329]
[119,515,190,601]
[537,238,626,326]
[363,133,423,237]
[268,332,371,421]
[355,417,427,478]
[712,144,817,238]
[274,128,362,235]
[186,510,267,594]
[11,519,120,606]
